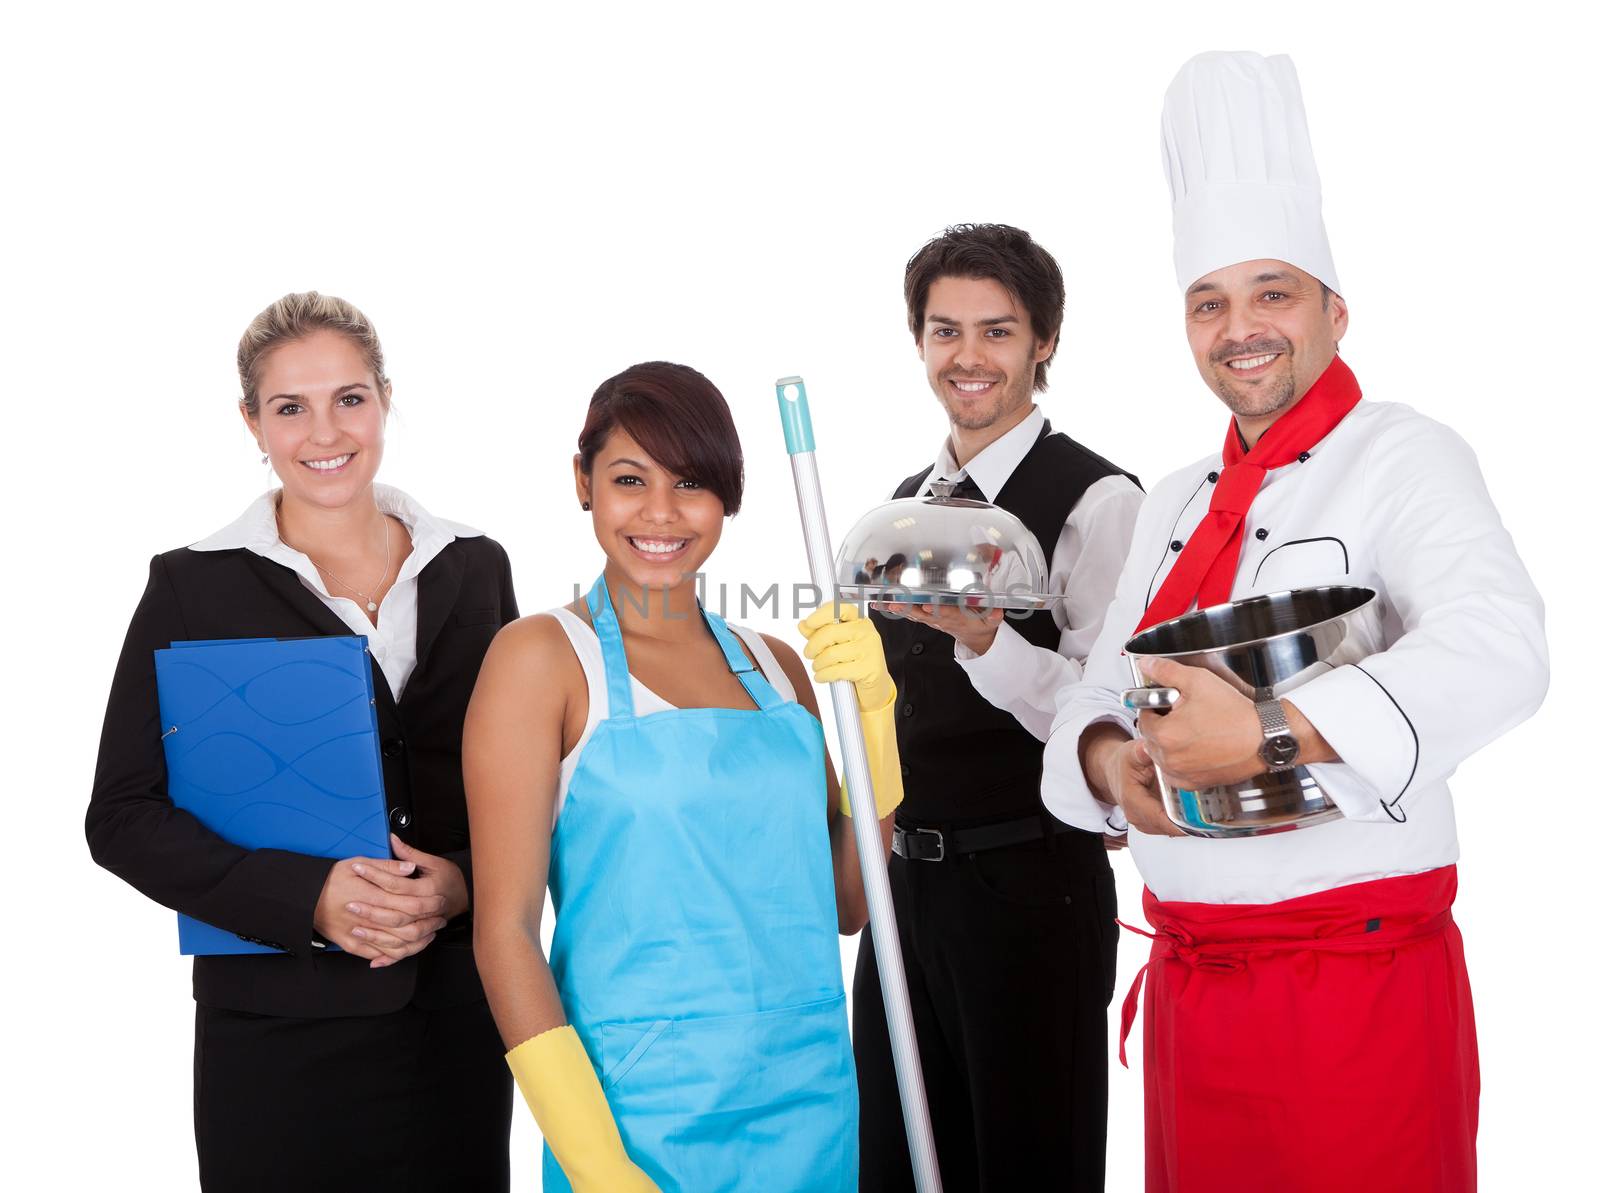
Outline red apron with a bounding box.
[1120,866,1478,1193]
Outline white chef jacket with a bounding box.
[1043,396,1548,904]
[907,407,1144,704]
[189,484,482,700]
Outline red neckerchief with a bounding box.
[1135,355,1362,634]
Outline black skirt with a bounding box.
[193,996,512,1192]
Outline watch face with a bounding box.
[1262,734,1300,768]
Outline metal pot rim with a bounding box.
[1124,584,1378,659]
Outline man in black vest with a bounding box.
[855,223,1142,1191]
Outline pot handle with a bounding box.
[1122,686,1181,711]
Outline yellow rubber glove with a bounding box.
[505,1025,660,1192]
[798,603,905,819]
[798,603,894,711]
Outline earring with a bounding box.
[261,454,269,464]
[581,501,591,511]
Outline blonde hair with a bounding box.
[237,291,390,417]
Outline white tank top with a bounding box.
[548,607,799,823]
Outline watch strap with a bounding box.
[1256,696,1290,738]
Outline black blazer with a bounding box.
[86,534,518,1018]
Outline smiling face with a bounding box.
[1184,259,1348,438]
[917,275,1054,434]
[574,428,725,590]
[242,329,390,511]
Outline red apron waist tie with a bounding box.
[1116,865,1459,1067]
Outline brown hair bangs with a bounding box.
[578,361,745,515]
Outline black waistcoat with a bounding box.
[872,422,1137,827]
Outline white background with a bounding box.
[6,2,1592,1188]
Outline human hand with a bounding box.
[345,835,467,968]
[507,1025,663,1192]
[312,855,437,966]
[873,598,1004,656]
[315,836,466,968]
[798,602,894,712]
[1135,658,1263,789]
[1083,729,1186,838]
[386,835,469,918]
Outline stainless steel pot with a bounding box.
[1122,585,1384,837]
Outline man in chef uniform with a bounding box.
[1043,51,1549,1192]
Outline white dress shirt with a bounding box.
[189,484,482,700]
[1043,398,1549,904]
[910,406,1144,733]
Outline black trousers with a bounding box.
[854,829,1118,1192]
[193,997,512,1192]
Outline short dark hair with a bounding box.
[578,361,745,515]
[903,223,1066,391]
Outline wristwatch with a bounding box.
[1254,697,1300,771]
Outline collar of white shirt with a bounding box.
[929,405,1045,500]
[188,483,482,592]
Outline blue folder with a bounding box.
[154,635,390,955]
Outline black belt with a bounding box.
[892,814,1073,862]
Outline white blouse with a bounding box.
[188,484,482,700]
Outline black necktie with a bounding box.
[949,474,984,502]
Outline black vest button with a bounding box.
[902,703,915,718]
[389,807,411,829]
[1255,528,1269,540]
[1297,452,1311,463]
[1170,540,1184,552]
[910,642,926,655]
[900,763,911,778]
[1207,471,1220,483]
[382,737,404,758]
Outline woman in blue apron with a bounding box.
[464,361,902,1191]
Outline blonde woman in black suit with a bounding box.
[87,293,515,1191]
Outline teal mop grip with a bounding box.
[775,376,815,455]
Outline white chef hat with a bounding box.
[1161,51,1341,295]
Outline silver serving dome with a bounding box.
[834,482,1058,610]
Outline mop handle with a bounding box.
[776,377,943,1193]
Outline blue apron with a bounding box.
[544,575,858,1192]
